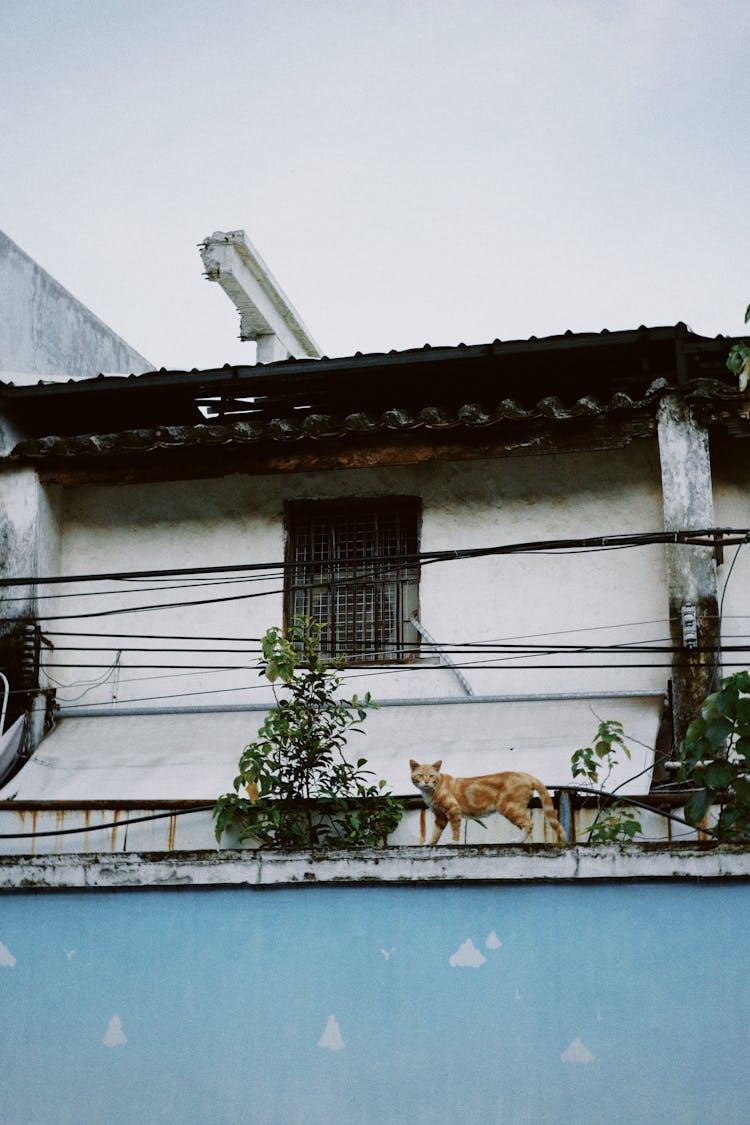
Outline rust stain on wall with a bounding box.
[110,809,122,853]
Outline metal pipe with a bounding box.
[56,688,665,720]
[0,672,8,735]
[409,614,474,696]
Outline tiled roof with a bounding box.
[3,324,744,463]
[12,377,749,462]
[11,382,669,459]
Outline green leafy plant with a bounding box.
[727,303,750,391]
[213,617,404,849]
[571,720,642,844]
[680,670,750,841]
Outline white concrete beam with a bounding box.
[200,230,321,362]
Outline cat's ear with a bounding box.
[433,760,442,770]
[409,759,418,770]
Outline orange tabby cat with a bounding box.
[409,759,567,845]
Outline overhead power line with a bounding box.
[36,659,750,673]
[38,616,675,643]
[0,526,745,589]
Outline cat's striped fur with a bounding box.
[410,759,566,845]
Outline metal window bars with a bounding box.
[287,502,420,663]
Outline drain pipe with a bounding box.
[56,689,666,720]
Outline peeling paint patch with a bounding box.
[449,938,486,968]
[103,1014,127,1047]
[0,941,16,967]
[317,1014,345,1050]
[485,931,502,949]
[561,1037,594,1063]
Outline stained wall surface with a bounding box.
[1,880,747,1125]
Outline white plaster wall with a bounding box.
[53,441,667,696]
[709,438,750,662]
[16,442,669,799]
[0,230,151,377]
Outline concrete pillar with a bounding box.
[256,334,291,364]
[0,417,60,749]
[657,393,719,752]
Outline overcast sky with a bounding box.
[2,0,748,371]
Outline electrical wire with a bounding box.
[0,572,283,603]
[35,660,750,673]
[2,530,744,832]
[44,653,122,704]
[39,615,676,644]
[35,641,750,657]
[3,586,287,623]
[0,526,747,589]
[2,545,747,714]
[707,540,747,693]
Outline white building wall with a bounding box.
[0,230,152,377]
[707,438,750,662]
[52,441,668,699]
[7,440,669,801]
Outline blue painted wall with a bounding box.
[1,882,748,1124]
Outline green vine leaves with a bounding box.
[680,670,750,841]
[213,617,404,849]
[726,303,750,391]
[571,720,642,844]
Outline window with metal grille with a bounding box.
[285,499,421,663]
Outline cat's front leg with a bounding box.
[428,811,447,845]
[448,808,463,842]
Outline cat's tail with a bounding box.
[531,779,567,844]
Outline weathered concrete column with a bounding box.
[657,394,719,752]
[0,415,61,751]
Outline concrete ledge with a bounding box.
[1,843,750,890]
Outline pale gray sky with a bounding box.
[2,0,748,371]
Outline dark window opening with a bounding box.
[285,499,421,663]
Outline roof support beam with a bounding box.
[200,230,321,363]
